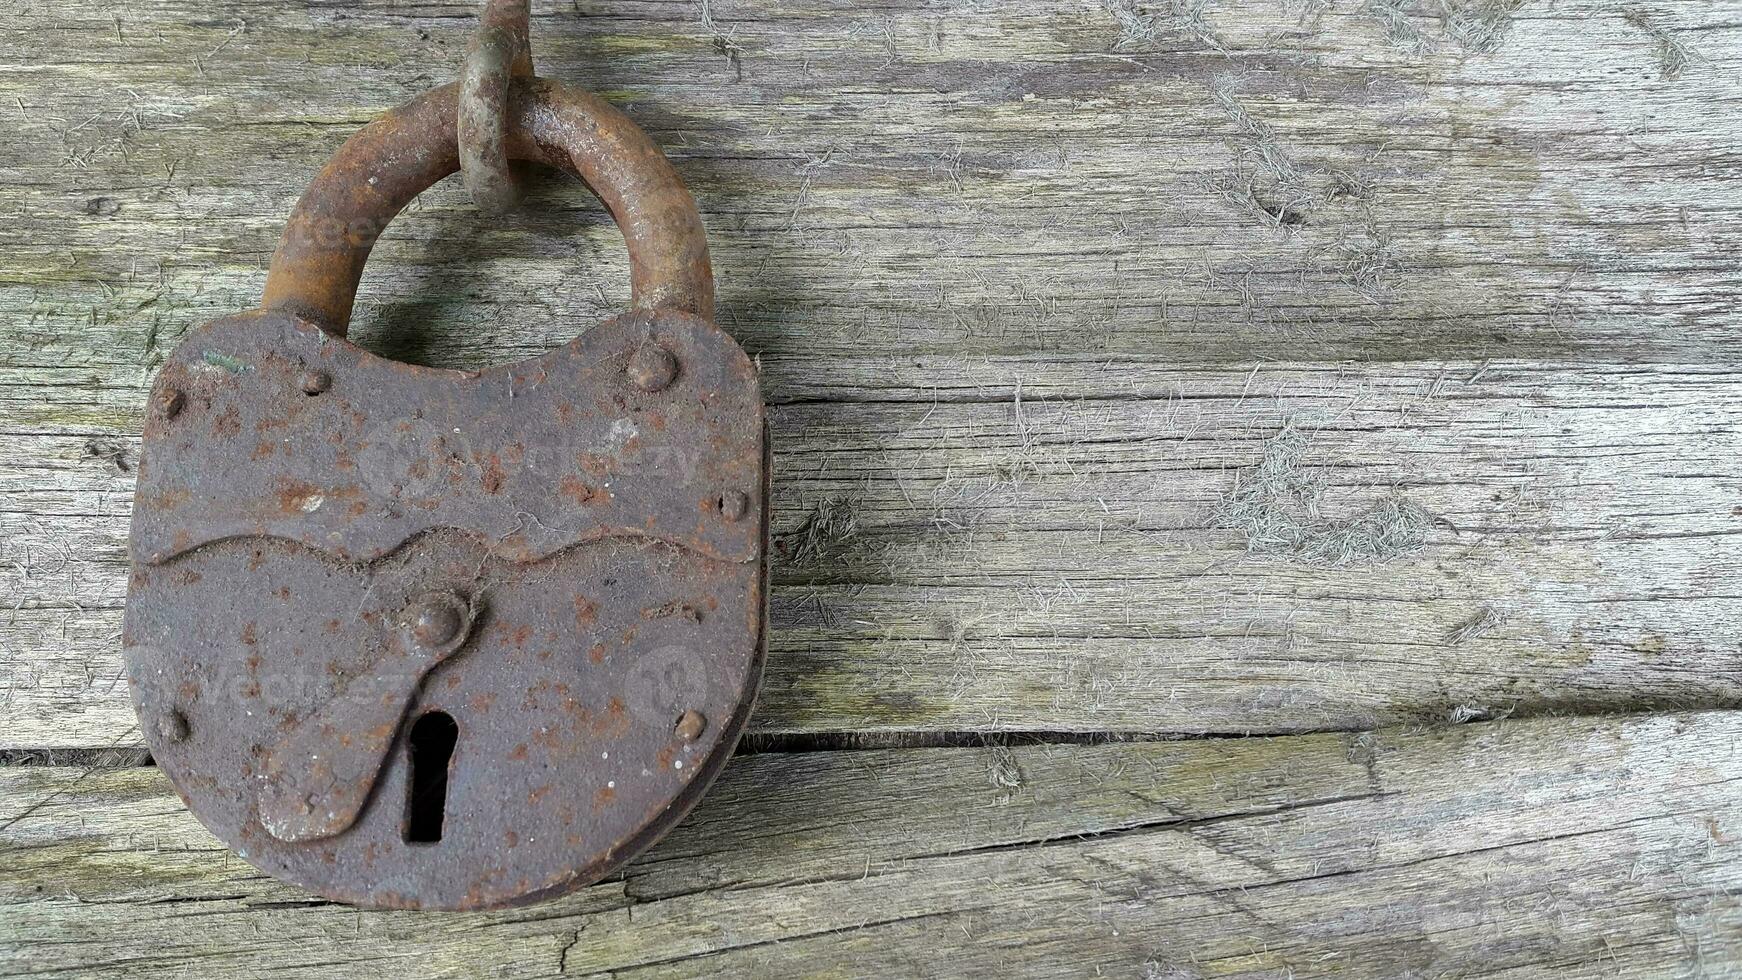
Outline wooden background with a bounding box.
[2,0,1739,976]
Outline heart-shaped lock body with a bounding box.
[123,78,766,910]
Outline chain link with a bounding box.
[459,0,534,212]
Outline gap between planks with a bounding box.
[1,708,1737,979]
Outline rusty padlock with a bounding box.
[123,7,766,911]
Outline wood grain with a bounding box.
[8,361,1742,746]
[2,2,1739,973]
[4,2,1739,745]
[1,1,1737,385]
[3,710,1738,978]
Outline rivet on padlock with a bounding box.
[121,1,767,911]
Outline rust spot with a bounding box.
[274,478,327,516]
[560,475,596,504]
[593,785,617,810]
[148,488,193,511]
[496,532,532,561]
[593,697,630,738]
[642,600,703,623]
[588,642,607,664]
[212,405,242,438]
[509,743,530,761]
[481,454,506,494]
[241,622,259,647]
[256,411,295,435]
[574,595,598,627]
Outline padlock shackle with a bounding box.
[262,78,714,335]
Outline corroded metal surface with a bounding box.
[259,80,715,336]
[130,311,761,568]
[126,523,764,908]
[123,5,764,911]
[460,0,533,212]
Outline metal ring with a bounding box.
[260,78,715,335]
[459,0,532,212]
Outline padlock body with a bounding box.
[125,308,766,909]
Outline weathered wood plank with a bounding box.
[0,0,1737,387]
[4,0,1740,745]
[2,711,1737,977]
[6,361,1741,746]
[4,2,1738,973]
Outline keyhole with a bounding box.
[405,711,458,844]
